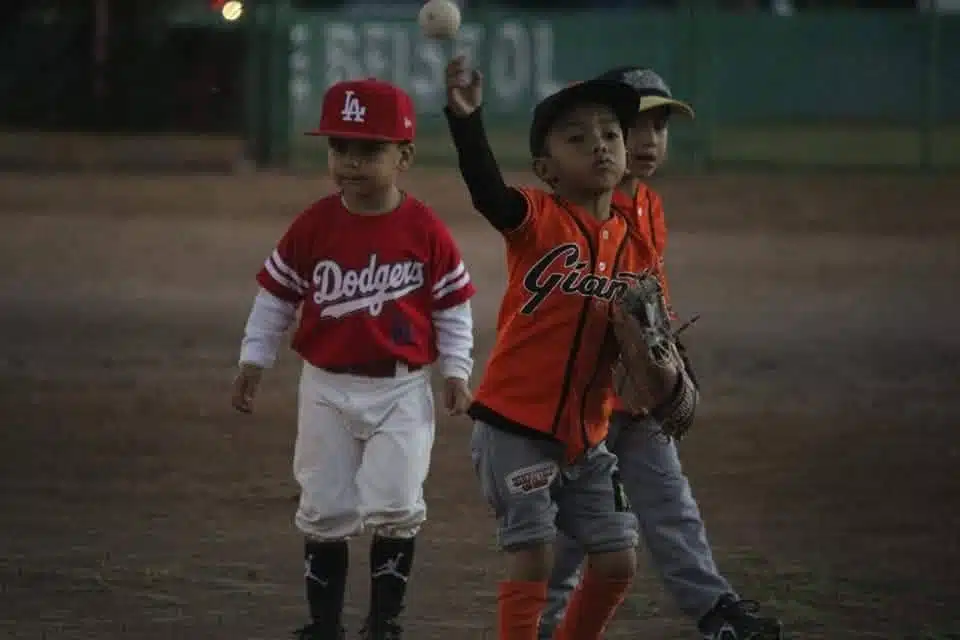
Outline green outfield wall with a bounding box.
[261,8,959,170]
[2,5,956,171]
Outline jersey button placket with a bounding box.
[598,225,613,272]
[598,219,624,277]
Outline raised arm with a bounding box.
[444,56,528,233]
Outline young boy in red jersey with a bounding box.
[231,78,476,640]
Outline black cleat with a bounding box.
[699,595,783,640]
[293,622,346,640]
[358,617,403,640]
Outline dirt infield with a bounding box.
[1,171,958,639]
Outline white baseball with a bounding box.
[418,0,461,40]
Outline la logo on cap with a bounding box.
[341,90,367,123]
[308,78,415,141]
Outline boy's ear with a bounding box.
[397,142,415,170]
[532,157,554,186]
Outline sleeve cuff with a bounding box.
[438,355,473,381]
[238,345,277,369]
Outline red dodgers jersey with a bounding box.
[256,194,475,369]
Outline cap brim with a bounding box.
[638,95,695,119]
[304,128,407,141]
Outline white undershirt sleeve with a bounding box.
[239,288,298,368]
[432,300,474,381]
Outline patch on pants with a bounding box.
[506,461,559,495]
[612,470,631,512]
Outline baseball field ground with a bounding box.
[1,169,958,639]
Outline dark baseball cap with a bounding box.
[594,66,695,119]
[529,79,641,157]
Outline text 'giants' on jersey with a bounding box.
[521,243,642,315]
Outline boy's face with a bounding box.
[327,138,413,199]
[536,104,627,193]
[625,106,670,178]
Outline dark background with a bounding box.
[1,0,245,133]
[0,0,925,135]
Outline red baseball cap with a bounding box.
[306,78,417,142]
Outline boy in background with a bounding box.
[540,66,783,640]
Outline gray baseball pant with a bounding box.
[469,420,638,553]
[540,412,734,638]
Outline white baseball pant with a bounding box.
[294,362,435,541]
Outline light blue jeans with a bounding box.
[540,412,734,638]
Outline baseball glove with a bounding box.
[611,272,699,440]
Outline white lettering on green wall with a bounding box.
[319,21,562,110]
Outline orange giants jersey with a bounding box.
[471,187,660,461]
[618,182,671,305]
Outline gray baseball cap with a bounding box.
[594,66,695,119]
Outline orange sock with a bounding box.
[498,580,547,640]
[552,569,631,640]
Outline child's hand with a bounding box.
[442,376,473,417]
[231,363,263,414]
[446,56,483,117]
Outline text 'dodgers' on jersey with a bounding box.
[312,253,426,318]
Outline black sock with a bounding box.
[304,539,349,629]
[368,535,415,623]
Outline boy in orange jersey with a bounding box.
[443,55,698,640]
[541,67,784,640]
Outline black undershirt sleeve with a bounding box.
[443,107,529,233]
